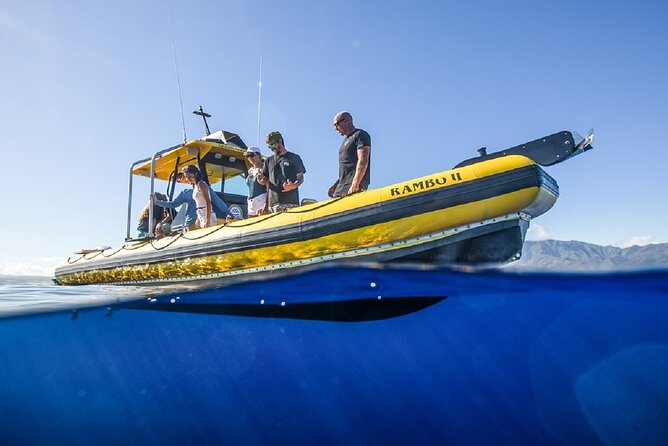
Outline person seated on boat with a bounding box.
[154,204,173,236]
[328,111,371,198]
[137,193,168,238]
[244,146,268,216]
[153,174,198,230]
[257,131,306,213]
[154,171,234,231]
[176,170,234,222]
[183,164,216,228]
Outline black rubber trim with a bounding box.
[57,165,555,275]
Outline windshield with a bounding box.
[210,174,248,196]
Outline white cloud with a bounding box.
[616,235,656,249]
[526,223,551,241]
[0,257,60,277]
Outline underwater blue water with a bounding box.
[1,266,667,445]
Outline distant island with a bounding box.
[0,275,52,282]
[507,240,668,271]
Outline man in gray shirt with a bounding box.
[328,111,371,198]
[259,131,306,212]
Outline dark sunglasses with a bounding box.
[245,153,257,158]
[334,117,347,127]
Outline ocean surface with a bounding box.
[1,265,667,445]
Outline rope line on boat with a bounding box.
[85,251,104,260]
[117,240,151,252]
[149,232,184,250]
[67,249,105,264]
[66,197,348,261]
[68,238,150,263]
[284,196,346,213]
[178,196,345,241]
[101,240,150,257]
[179,212,280,241]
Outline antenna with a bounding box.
[256,54,263,147]
[193,105,212,136]
[168,12,187,144]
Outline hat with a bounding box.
[245,146,261,155]
[265,131,283,146]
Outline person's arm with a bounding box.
[258,163,268,186]
[282,155,305,191]
[282,172,304,192]
[154,190,185,208]
[328,180,339,198]
[199,182,213,227]
[348,146,370,194]
[209,186,235,218]
[257,183,269,215]
[295,172,304,187]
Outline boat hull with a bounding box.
[55,155,558,286]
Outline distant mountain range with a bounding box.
[507,240,668,271]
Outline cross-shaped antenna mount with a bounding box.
[193,105,211,136]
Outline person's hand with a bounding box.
[327,184,337,198]
[282,179,298,192]
[348,184,360,195]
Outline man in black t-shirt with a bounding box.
[328,111,371,198]
[258,131,306,213]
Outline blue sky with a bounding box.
[1,0,667,275]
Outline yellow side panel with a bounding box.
[57,187,538,285]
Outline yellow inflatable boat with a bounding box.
[54,129,593,286]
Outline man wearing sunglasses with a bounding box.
[258,131,306,213]
[328,111,371,198]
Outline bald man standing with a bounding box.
[328,111,372,198]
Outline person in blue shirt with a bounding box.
[154,172,233,231]
[208,187,233,220]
